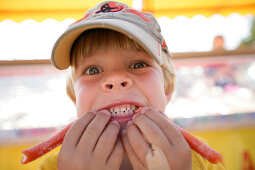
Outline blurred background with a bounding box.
[0,0,255,169]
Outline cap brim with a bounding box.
[51,19,162,70]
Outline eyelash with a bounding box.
[82,61,149,75]
[130,61,149,69]
[82,65,103,75]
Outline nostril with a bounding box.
[106,84,113,89]
[121,81,128,87]
[104,81,129,90]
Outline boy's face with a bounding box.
[73,47,169,123]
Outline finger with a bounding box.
[141,107,186,146]
[126,121,151,164]
[107,138,124,169]
[93,120,120,162]
[121,129,145,169]
[76,110,111,153]
[132,113,172,154]
[63,110,97,148]
[146,144,171,170]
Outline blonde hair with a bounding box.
[66,29,175,102]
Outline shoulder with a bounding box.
[38,149,59,170]
[191,150,225,170]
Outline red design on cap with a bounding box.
[162,40,167,48]
[73,2,126,24]
[123,9,151,22]
[73,2,151,24]
[96,2,126,13]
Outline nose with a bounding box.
[102,72,132,91]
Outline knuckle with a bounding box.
[161,121,172,131]
[86,126,98,136]
[95,128,120,152]
[103,134,114,145]
[70,124,80,133]
[147,126,158,137]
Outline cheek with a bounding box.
[137,70,167,110]
[74,79,98,118]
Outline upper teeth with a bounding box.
[109,104,137,117]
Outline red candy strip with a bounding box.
[171,122,222,164]
[21,108,222,164]
[21,121,74,164]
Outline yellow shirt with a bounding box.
[38,149,225,170]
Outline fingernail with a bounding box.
[99,110,110,116]
[140,107,150,114]
[110,120,120,127]
[89,110,97,115]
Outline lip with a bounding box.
[99,101,144,111]
[98,100,144,124]
[110,115,134,123]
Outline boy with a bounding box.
[39,1,225,169]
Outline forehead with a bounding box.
[71,29,146,65]
[83,47,154,64]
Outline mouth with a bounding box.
[100,103,143,123]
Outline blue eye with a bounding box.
[132,62,148,69]
[84,66,103,75]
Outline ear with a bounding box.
[71,96,76,105]
[66,69,77,105]
[66,84,77,105]
[165,88,173,104]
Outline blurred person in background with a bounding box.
[213,35,226,51]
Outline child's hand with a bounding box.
[121,107,192,170]
[58,110,124,170]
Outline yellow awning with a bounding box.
[0,0,254,22]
